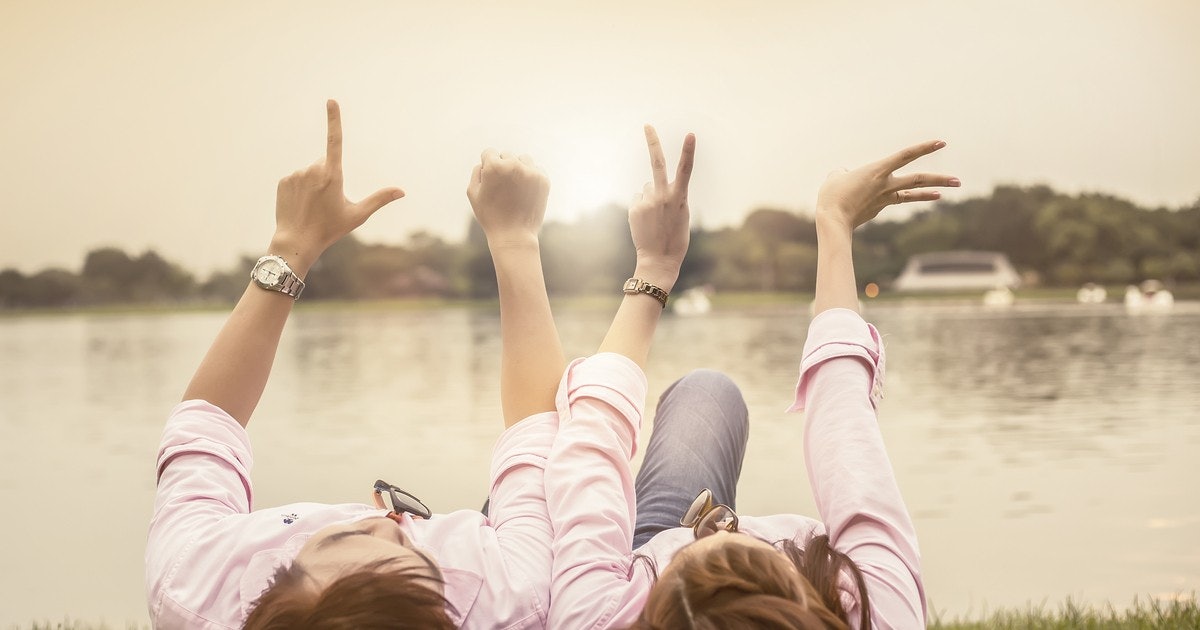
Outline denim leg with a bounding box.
[633,369,749,549]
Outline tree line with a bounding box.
[2,184,1198,309]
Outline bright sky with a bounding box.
[2,1,1198,275]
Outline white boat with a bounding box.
[893,251,1021,292]
[672,286,713,316]
[1124,280,1174,313]
[1076,283,1108,304]
[982,286,1015,308]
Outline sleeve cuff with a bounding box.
[157,400,255,481]
[554,352,648,455]
[491,411,558,481]
[788,308,886,413]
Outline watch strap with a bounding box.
[623,277,669,308]
[278,272,305,299]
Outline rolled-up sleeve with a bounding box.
[545,353,647,629]
[487,410,558,622]
[146,400,254,621]
[790,308,925,629]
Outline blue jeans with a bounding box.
[633,370,749,549]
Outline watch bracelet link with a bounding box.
[623,277,669,308]
[280,273,305,299]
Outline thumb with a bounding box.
[355,187,405,222]
[466,164,482,205]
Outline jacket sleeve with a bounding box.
[544,353,647,629]
[790,308,926,629]
[486,411,558,623]
[145,400,254,624]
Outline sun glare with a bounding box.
[545,133,640,222]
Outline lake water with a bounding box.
[1,300,1197,625]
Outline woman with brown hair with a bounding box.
[145,101,565,629]
[543,138,959,628]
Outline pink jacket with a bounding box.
[544,308,925,629]
[145,403,557,629]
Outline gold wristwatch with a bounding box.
[623,277,669,308]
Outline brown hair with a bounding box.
[242,559,455,630]
[626,535,870,630]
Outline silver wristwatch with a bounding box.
[251,255,305,299]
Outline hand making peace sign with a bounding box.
[628,125,696,291]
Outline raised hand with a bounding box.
[183,100,403,426]
[811,140,959,315]
[466,149,561,427]
[270,100,405,274]
[629,126,696,291]
[466,150,551,249]
[816,140,959,232]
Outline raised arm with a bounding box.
[182,100,404,426]
[597,126,695,367]
[544,126,695,628]
[466,150,562,427]
[799,140,958,626]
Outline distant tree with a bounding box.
[26,268,80,306]
[301,236,365,300]
[894,212,962,260]
[737,208,817,291]
[130,250,195,301]
[676,227,718,290]
[460,220,497,299]
[81,247,137,302]
[201,255,259,303]
[0,269,28,307]
[542,204,633,295]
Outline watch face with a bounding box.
[254,258,285,287]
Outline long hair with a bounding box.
[242,559,454,630]
[626,535,871,630]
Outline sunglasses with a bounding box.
[372,479,432,520]
[679,488,739,539]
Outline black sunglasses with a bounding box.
[372,479,432,520]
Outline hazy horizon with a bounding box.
[3,1,1198,275]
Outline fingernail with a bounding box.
[934,140,946,148]
[948,177,961,186]
[932,191,941,198]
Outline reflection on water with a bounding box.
[0,302,1197,624]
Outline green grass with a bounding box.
[929,596,1199,629]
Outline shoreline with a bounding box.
[2,283,1199,319]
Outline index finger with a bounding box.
[326,99,343,174]
[674,133,696,190]
[878,139,945,173]
[644,124,669,189]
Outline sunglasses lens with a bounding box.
[373,480,431,519]
[391,488,430,517]
[680,490,713,527]
[696,505,736,538]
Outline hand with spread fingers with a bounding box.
[629,125,696,292]
[816,139,960,232]
[466,149,551,250]
[270,99,405,276]
[812,139,961,315]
